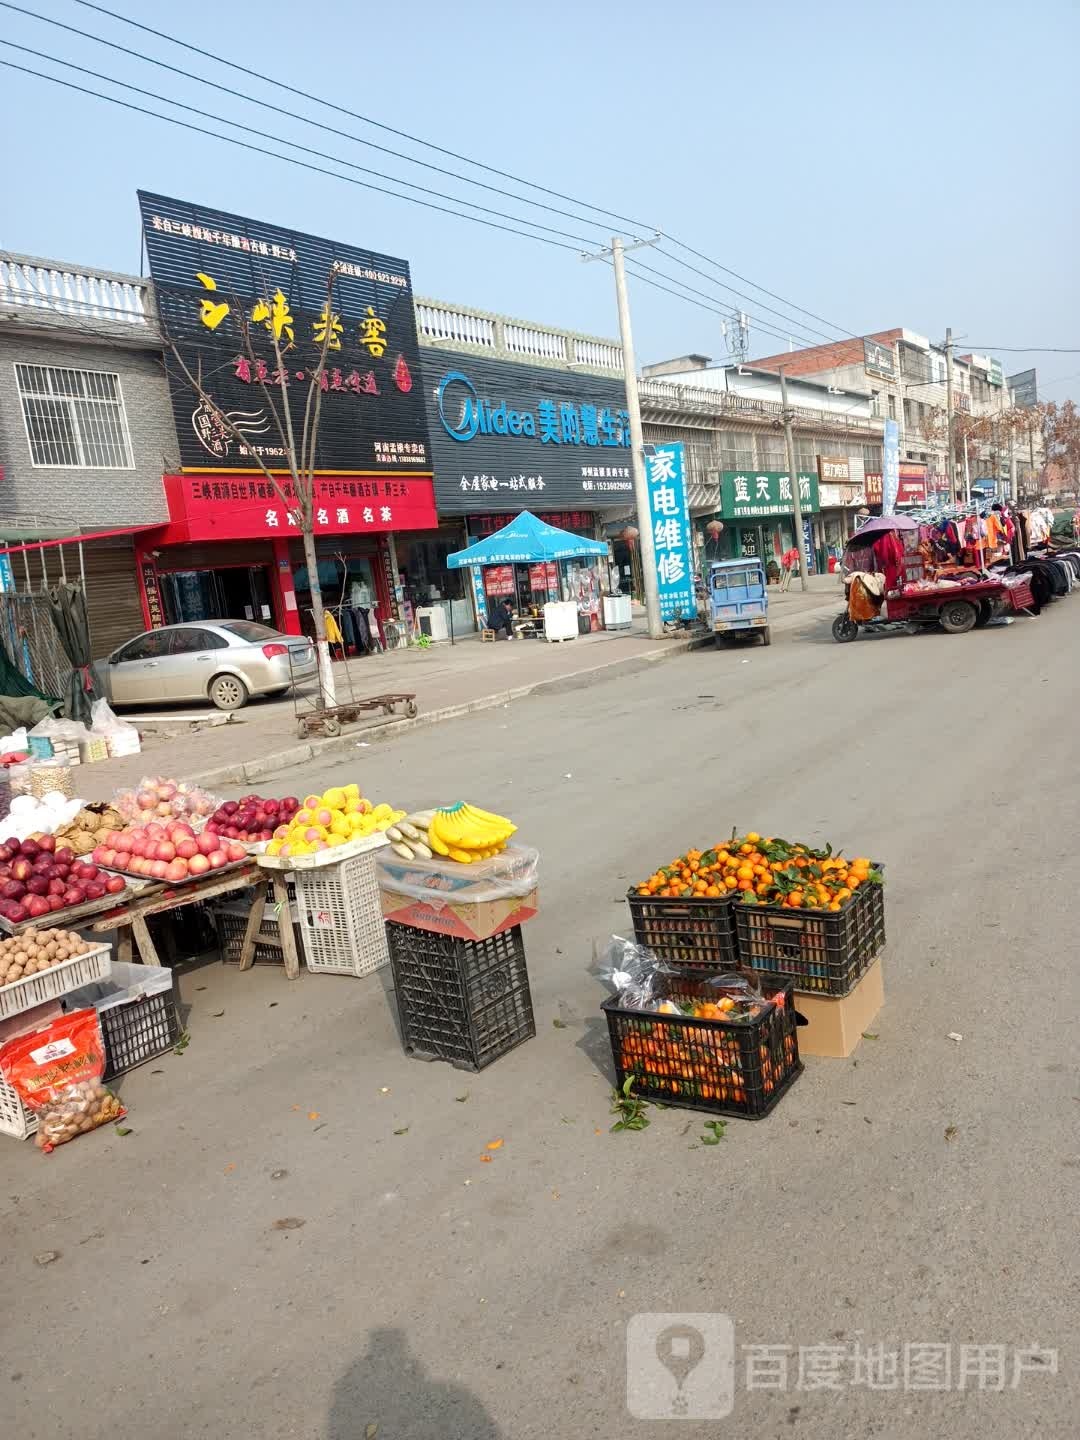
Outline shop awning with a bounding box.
[447,511,608,568]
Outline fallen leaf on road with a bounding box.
[114,1126,133,1137]
[223,1163,235,1175]
[840,1101,857,1107]
[863,1116,872,1125]
[861,1032,879,1040]
[551,1189,560,1200]
[34,1251,60,1267]
[365,1426,378,1439]
[211,1010,225,1018]
[271,1169,288,1180]
[485,1138,504,1150]
[454,1093,469,1103]
[552,1018,567,1029]
[594,1127,602,1135]
[393,1127,409,1136]
[944,1125,958,1142]
[150,1069,164,1075]
[307,1111,319,1120]
[479,1154,493,1163]
[272,1217,305,1231]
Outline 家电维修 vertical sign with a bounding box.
[645,443,695,621]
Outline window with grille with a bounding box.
[14,363,135,469]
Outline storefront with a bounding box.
[705,470,822,575]
[421,353,630,627]
[137,192,437,644]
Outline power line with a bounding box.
[0,39,604,249]
[64,0,855,339]
[0,58,592,256]
[958,346,1080,354]
[632,255,830,349]
[0,41,838,353]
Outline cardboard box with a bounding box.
[793,959,884,1059]
[380,885,538,942]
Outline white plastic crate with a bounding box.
[0,945,112,1021]
[0,1074,36,1140]
[294,849,390,977]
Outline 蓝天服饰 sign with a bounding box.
[718,470,821,519]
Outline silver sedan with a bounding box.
[104,620,317,711]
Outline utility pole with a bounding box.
[778,367,809,591]
[584,235,664,638]
[944,327,957,503]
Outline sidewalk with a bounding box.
[71,577,842,799]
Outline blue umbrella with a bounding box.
[446,511,608,568]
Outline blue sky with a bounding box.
[2,0,1078,400]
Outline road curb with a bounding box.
[187,598,841,788]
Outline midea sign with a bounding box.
[435,369,630,448]
[437,370,536,441]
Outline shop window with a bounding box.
[15,363,135,469]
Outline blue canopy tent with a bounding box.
[446,511,607,568]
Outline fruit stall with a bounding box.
[0,763,539,1150]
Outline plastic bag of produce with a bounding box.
[90,698,138,740]
[113,776,218,823]
[0,1008,124,1152]
[595,934,678,1010]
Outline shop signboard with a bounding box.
[645,443,694,621]
[896,462,928,507]
[161,473,437,541]
[1008,368,1038,407]
[467,510,595,538]
[864,339,895,378]
[817,455,851,484]
[864,472,884,506]
[718,470,820,519]
[140,561,165,628]
[138,192,432,474]
[802,519,816,574]
[988,359,1004,387]
[882,419,900,515]
[423,354,632,512]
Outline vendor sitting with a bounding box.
[487,598,515,639]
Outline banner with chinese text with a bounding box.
[139,192,431,474]
[718,471,821,519]
[646,443,695,621]
[161,473,436,541]
[882,420,900,515]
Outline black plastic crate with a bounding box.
[214,905,302,966]
[733,874,885,996]
[387,921,536,1072]
[604,976,801,1119]
[627,890,738,970]
[99,984,182,1079]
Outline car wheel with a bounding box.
[208,673,249,711]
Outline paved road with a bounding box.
[6,603,1077,1439]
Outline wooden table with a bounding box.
[86,862,301,979]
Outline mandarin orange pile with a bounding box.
[636,833,879,911]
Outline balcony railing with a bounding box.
[0,255,153,329]
[639,377,882,434]
[414,296,622,374]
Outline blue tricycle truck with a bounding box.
[708,557,770,646]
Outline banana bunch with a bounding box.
[386,810,435,861]
[427,802,516,864]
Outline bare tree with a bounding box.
[165,271,342,706]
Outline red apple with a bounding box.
[149,859,168,879]
[112,851,131,872]
[187,853,210,875]
[84,882,105,900]
[47,877,66,896]
[165,858,188,882]
[38,834,56,853]
[20,839,40,859]
[6,903,27,924]
[225,842,247,862]
[208,849,228,869]
[11,858,32,882]
[155,841,176,862]
[26,876,48,896]
[62,888,83,907]
[54,848,74,865]
[105,874,126,894]
[26,895,50,918]
[197,832,218,856]
[175,838,198,860]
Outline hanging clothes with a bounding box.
[871,531,904,593]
